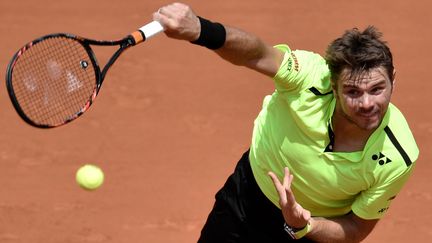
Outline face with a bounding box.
[334,67,394,131]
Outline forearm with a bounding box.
[306,215,376,243]
[215,26,279,75]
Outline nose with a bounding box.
[359,94,374,111]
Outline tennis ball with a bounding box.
[76,164,104,190]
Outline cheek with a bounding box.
[341,95,357,110]
[377,90,392,107]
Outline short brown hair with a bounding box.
[325,26,394,86]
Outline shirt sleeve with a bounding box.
[273,44,330,93]
[351,162,416,220]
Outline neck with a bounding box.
[332,106,375,152]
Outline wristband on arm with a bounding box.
[190,16,226,50]
[284,221,312,240]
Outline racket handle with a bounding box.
[131,21,164,44]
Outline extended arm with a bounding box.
[153,3,283,77]
[269,168,378,242]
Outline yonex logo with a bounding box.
[372,152,392,165]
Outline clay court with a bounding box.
[0,0,430,242]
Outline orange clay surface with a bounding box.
[0,0,431,242]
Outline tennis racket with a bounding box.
[5,21,164,128]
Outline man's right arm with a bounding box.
[153,2,284,78]
[269,168,379,242]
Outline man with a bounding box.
[154,3,419,242]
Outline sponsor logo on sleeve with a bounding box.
[291,52,299,72]
[378,207,389,214]
[286,52,299,72]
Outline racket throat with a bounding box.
[100,44,129,82]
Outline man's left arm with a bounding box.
[269,168,379,242]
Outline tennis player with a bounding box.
[154,3,419,242]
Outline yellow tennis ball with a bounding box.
[76,164,104,190]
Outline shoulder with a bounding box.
[383,104,419,166]
[273,44,330,93]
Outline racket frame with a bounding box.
[5,21,162,128]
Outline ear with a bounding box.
[391,69,396,90]
[331,80,338,96]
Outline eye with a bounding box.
[345,89,360,97]
[371,86,384,94]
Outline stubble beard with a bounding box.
[341,107,382,131]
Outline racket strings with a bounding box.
[11,36,97,126]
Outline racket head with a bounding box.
[6,33,101,128]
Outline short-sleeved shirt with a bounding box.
[249,44,419,220]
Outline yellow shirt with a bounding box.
[249,44,419,219]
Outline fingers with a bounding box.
[153,4,181,28]
[153,12,177,32]
[268,167,295,206]
[268,168,293,190]
[153,3,200,41]
[269,168,312,227]
[269,168,299,206]
[157,2,189,19]
[282,167,294,189]
[268,171,287,203]
[282,167,298,207]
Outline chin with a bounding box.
[358,123,380,131]
[355,117,382,131]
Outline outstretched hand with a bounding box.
[268,167,311,228]
[153,2,201,41]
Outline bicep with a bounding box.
[244,45,284,77]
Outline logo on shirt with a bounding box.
[378,207,389,214]
[372,152,392,166]
[286,52,299,72]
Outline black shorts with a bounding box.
[198,150,314,243]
